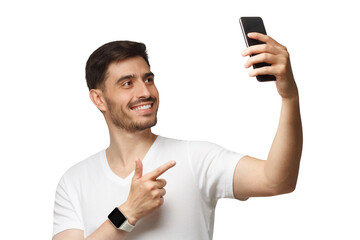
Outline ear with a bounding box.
[89,89,107,112]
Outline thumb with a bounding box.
[133,158,143,180]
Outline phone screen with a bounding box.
[239,17,276,81]
[240,17,267,47]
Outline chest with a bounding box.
[80,157,208,238]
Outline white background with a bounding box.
[1,0,359,239]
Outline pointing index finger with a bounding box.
[144,160,176,180]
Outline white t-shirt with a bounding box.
[53,136,244,239]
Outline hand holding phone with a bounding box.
[240,20,299,99]
[239,17,276,81]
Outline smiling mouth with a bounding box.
[130,101,155,112]
[132,103,153,111]
[129,97,157,113]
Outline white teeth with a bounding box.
[134,104,151,111]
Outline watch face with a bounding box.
[108,208,126,228]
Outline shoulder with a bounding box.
[155,136,188,152]
[60,150,104,184]
[158,135,217,148]
[158,136,225,158]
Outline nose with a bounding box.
[135,80,151,99]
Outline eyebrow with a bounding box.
[144,72,155,79]
[116,72,155,84]
[116,74,135,84]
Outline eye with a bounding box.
[122,81,132,87]
[145,77,154,83]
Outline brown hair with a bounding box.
[85,41,150,90]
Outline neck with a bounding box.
[106,127,157,167]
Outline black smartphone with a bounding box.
[239,17,276,81]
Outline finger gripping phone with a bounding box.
[239,17,276,81]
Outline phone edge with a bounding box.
[239,17,249,48]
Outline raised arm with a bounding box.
[233,33,303,199]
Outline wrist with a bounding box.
[281,93,299,103]
[119,202,138,225]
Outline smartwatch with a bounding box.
[108,207,135,232]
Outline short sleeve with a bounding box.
[53,175,84,237]
[187,141,244,206]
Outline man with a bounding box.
[52,33,302,240]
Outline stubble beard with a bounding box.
[106,97,158,132]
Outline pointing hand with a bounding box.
[119,158,176,225]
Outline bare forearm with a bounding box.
[85,202,138,240]
[52,218,129,240]
[85,219,129,240]
[265,95,303,192]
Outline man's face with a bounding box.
[102,56,159,132]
